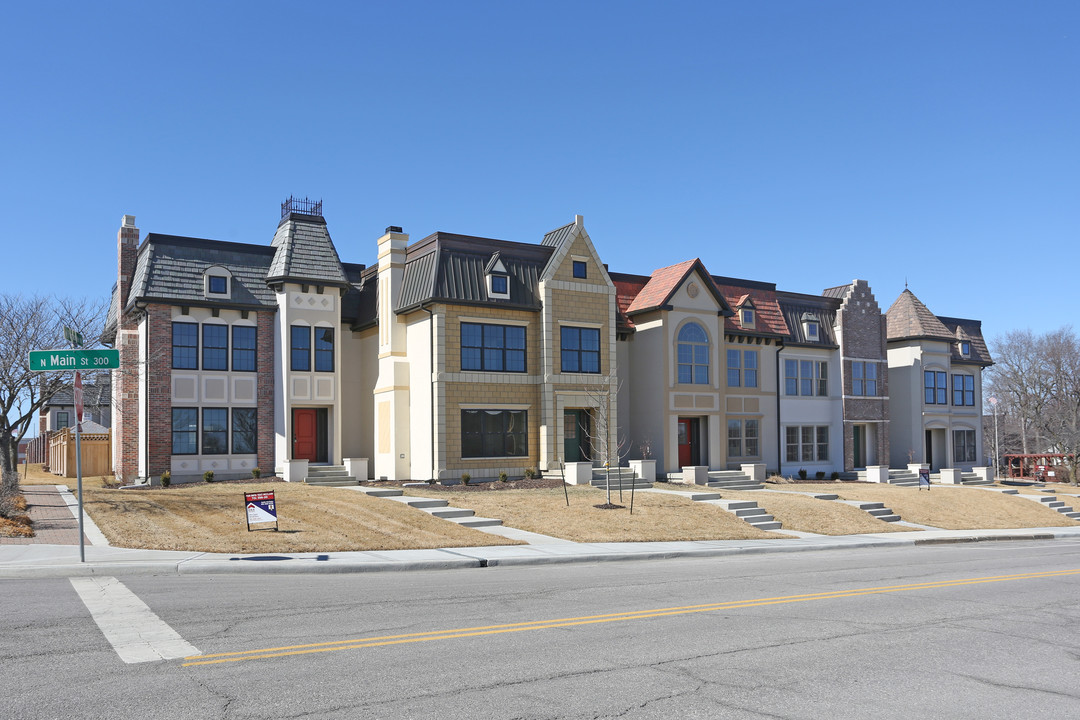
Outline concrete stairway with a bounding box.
[714,499,782,531]
[303,465,359,487]
[840,469,919,486]
[1038,496,1080,520]
[960,472,994,486]
[705,470,763,491]
[591,468,652,490]
[851,501,900,522]
[383,494,503,527]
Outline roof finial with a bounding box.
[905,277,908,290]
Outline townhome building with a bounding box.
[885,289,992,471]
[101,201,990,484]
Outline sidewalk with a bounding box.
[2,485,1080,579]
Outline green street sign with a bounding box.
[29,349,120,371]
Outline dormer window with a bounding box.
[485,253,510,299]
[806,321,819,340]
[959,341,970,357]
[204,267,231,297]
[801,313,820,341]
[740,308,755,327]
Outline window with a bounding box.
[786,425,830,462]
[727,349,758,388]
[952,374,975,406]
[207,275,228,294]
[56,411,69,429]
[677,323,709,384]
[572,260,587,279]
[315,327,334,372]
[172,322,198,370]
[953,429,976,463]
[202,408,228,454]
[561,327,600,373]
[924,370,947,404]
[290,326,310,371]
[232,408,257,454]
[740,308,755,326]
[805,321,819,340]
[960,341,971,357]
[461,323,526,372]
[727,418,759,457]
[202,324,228,371]
[172,408,198,455]
[461,409,528,458]
[784,359,827,396]
[490,274,508,295]
[232,326,256,372]
[852,362,878,396]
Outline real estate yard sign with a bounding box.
[245,491,279,531]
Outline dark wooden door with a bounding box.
[678,419,692,467]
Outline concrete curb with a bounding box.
[5,528,1079,579]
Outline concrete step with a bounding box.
[306,465,349,476]
[304,477,358,487]
[710,470,752,479]
[857,502,885,511]
[812,493,839,500]
[686,492,723,501]
[751,521,783,531]
[388,497,448,509]
[732,507,768,518]
[707,480,764,491]
[1063,511,1080,520]
[723,500,759,510]
[429,507,475,519]
[1045,501,1065,509]
[357,486,404,497]
[452,516,503,527]
[877,514,901,522]
[865,507,893,517]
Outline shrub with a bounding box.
[830,471,840,481]
[204,470,215,483]
[766,474,791,484]
[498,471,509,482]
[461,472,471,486]
[815,471,826,480]
[160,470,171,488]
[251,467,261,479]
[797,468,807,479]
[524,467,537,479]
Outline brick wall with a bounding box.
[256,310,276,473]
[113,219,140,480]
[836,280,890,469]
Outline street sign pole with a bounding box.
[74,371,85,563]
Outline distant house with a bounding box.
[39,378,112,434]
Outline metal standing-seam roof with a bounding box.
[776,292,841,347]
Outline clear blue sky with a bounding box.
[4,1,1077,346]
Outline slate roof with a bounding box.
[267,213,349,287]
[394,232,554,314]
[47,379,112,407]
[776,292,841,347]
[712,276,789,338]
[885,289,954,341]
[125,234,277,312]
[938,316,993,366]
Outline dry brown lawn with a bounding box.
[731,491,917,535]
[13,464,75,486]
[83,483,518,553]
[403,486,786,542]
[785,483,1078,530]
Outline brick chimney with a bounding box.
[114,214,141,481]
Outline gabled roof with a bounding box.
[776,292,841,347]
[541,221,575,247]
[712,276,789,338]
[395,232,554,314]
[125,234,277,312]
[624,259,733,317]
[46,378,112,407]
[609,272,649,332]
[266,213,349,287]
[885,289,954,341]
[939,316,993,366]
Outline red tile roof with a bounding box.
[625,259,699,315]
[713,280,789,337]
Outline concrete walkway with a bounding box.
[3,484,1080,579]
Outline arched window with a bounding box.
[677,322,709,384]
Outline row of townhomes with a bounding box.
[102,200,992,484]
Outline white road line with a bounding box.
[70,576,200,663]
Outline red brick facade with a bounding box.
[146,304,173,479]
[113,220,140,480]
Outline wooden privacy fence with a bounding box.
[48,428,112,478]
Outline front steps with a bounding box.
[852,501,901,523]
[1038,496,1080,520]
[591,468,652,490]
[715,499,782,531]
[706,470,763,491]
[383,494,503,527]
[303,465,359,487]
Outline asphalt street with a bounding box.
[5,540,1080,719]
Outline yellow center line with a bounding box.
[182,568,1080,667]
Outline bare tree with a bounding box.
[986,327,1080,485]
[582,372,630,506]
[0,294,108,477]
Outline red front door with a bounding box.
[293,409,318,462]
[678,419,692,467]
